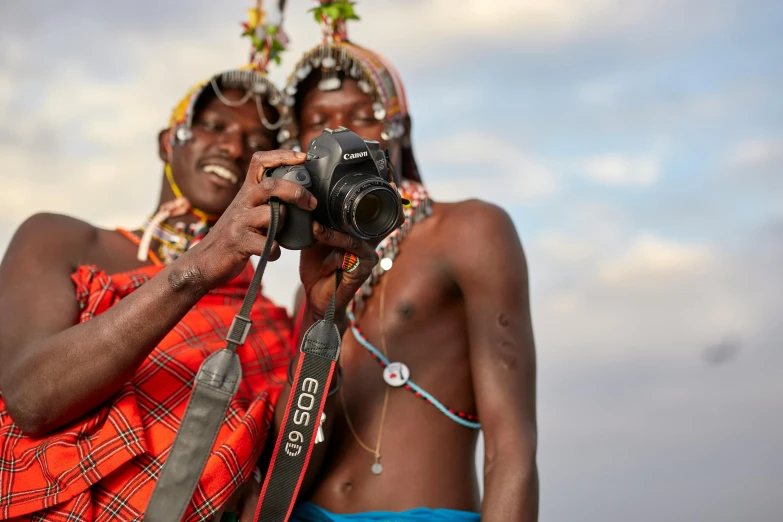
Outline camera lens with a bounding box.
[356,193,382,225]
[352,188,398,237]
[329,176,400,240]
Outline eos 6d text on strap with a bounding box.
[252,271,343,522]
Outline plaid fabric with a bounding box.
[0,264,294,521]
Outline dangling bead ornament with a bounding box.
[353,180,433,313]
[371,458,383,475]
[373,102,386,121]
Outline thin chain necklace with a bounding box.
[340,180,432,474]
[340,275,391,475]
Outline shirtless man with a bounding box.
[280,4,539,521]
[0,67,379,521]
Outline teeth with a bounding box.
[203,164,238,184]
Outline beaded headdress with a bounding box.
[167,0,289,147]
[280,0,421,182]
[138,1,290,264]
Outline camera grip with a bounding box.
[277,204,315,250]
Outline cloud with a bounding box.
[729,136,783,169]
[597,234,711,284]
[583,154,661,187]
[1,2,782,519]
[0,30,277,249]
[529,228,778,362]
[534,229,783,522]
[342,0,732,63]
[720,135,783,197]
[417,131,559,204]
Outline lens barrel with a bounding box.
[329,176,400,239]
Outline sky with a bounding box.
[1,1,782,520]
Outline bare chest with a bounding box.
[341,226,471,402]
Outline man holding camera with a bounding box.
[0,66,380,520]
[280,4,539,522]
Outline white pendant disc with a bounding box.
[371,462,383,475]
[383,362,410,387]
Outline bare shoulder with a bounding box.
[2,213,99,270]
[15,212,96,235]
[439,199,525,255]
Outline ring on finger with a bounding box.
[341,252,360,274]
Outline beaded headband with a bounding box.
[279,1,421,184]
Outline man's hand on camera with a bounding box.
[299,223,379,323]
[176,150,314,293]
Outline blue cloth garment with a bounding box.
[289,502,480,522]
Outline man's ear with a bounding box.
[158,128,172,163]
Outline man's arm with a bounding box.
[0,214,211,436]
[448,200,538,522]
[0,151,327,436]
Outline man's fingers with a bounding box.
[311,223,377,263]
[245,232,282,261]
[244,204,287,233]
[320,249,345,277]
[244,177,317,211]
[246,150,307,186]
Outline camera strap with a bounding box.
[143,200,342,522]
[251,273,341,522]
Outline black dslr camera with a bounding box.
[265,127,403,250]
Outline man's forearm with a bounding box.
[2,261,207,436]
[481,458,539,522]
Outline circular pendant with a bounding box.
[358,80,372,94]
[175,126,192,142]
[296,65,311,80]
[318,77,342,91]
[373,102,386,121]
[371,462,383,475]
[383,362,410,387]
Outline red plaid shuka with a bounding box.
[0,264,295,521]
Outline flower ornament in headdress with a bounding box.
[244,0,290,72]
[280,0,413,155]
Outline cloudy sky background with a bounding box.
[1,1,782,520]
